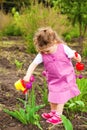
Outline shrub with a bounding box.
[17,4,69,53]
[2,23,23,36]
[64,34,72,42]
[62,27,79,42]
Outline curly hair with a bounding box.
[33,27,63,51]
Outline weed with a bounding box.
[14,59,23,69]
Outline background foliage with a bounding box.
[0,0,87,54]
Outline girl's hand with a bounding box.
[23,61,37,82]
[23,75,35,83]
[75,54,81,62]
[74,52,81,62]
[23,75,30,82]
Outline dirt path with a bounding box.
[0,37,87,130]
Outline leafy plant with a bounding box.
[64,34,71,42]
[62,28,79,42]
[76,78,87,102]
[4,88,45,129]
[66,100,85,112]
[2,23,22,36]
[65,78,87,112]
[14,59,23,69]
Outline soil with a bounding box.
[0,37,87,130]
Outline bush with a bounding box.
[62,28,79,42]
[2,23,23,36]
[17,4,68,53]
[64,34,72,42]
[25,33,36,54]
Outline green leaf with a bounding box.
[75,100,85,107]
[26,104,31,113]
[4,109,18,118]
[4,109,27,124]
[34,121,43,130]
[61,115,73,130]
[17,98,25,105]
[68,103,75,108]
[19,108,27,120]
[34,104,45,112]
[12,110,27,124]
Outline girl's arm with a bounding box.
[23,62,38,82]
[23,53,43,82]
[63,44,81,62]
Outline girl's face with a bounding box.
[40,44,57,54]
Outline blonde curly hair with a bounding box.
[33,27,64,52]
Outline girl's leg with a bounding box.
[50,103,64,115]
[41,103,58,119]
[50,102,57,111]
[57,103,64,115]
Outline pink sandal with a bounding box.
[46,114,62,125]
[41,111,55,119]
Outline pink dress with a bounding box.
[42,44,80,104]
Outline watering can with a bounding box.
[14,75,35,94]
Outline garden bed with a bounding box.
[0,38,87,130]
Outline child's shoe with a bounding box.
[46,114,62,125]
[41,111,55,119]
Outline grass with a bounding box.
[0,11,12,30]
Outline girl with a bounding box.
[23,27,81,125]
